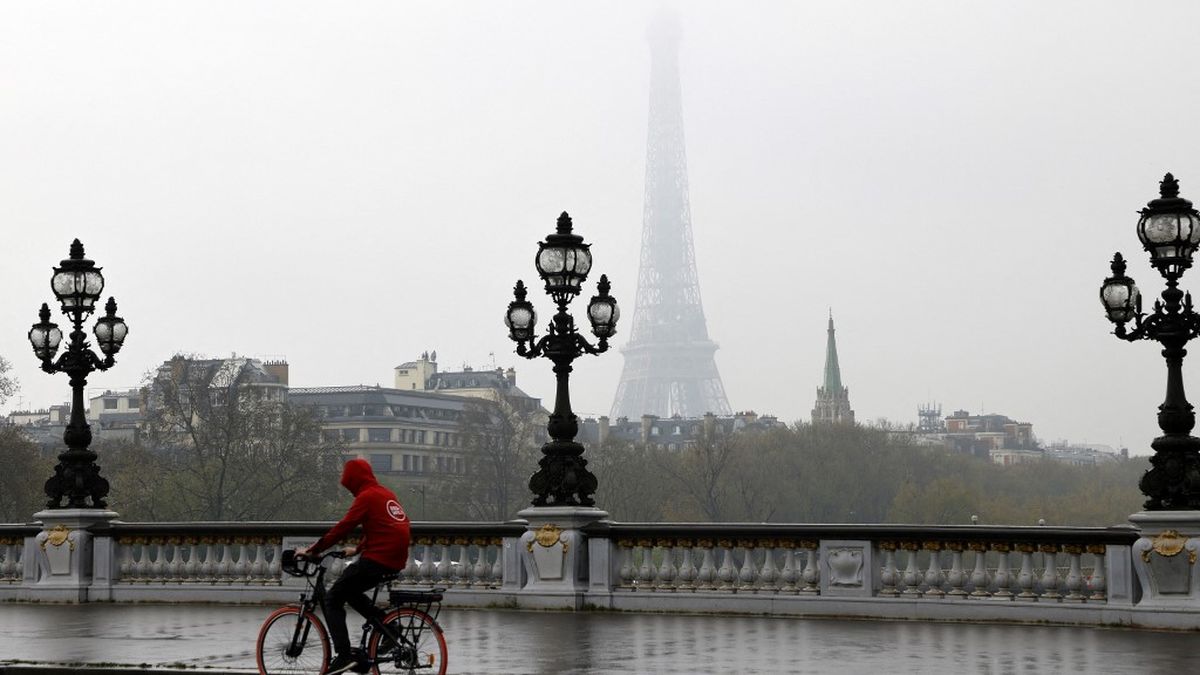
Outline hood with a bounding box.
[340,458,379,495]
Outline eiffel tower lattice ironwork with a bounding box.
[610,15,731,419]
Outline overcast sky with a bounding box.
[3,1,1198,453]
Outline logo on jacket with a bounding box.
[386,500,407,522]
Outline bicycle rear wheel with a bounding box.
[256,605,331,675]
[367,608,447,675]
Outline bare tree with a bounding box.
[0,356,17,407]
[434,393,544,521]
[139,355,343,521]
[0,426,50,521]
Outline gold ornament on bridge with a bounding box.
[526,524,567,554]
[1144,529,1196,564]
[40,524,75,552]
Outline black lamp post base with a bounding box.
[1141,437,1200,510]
[529,441,598,508]
[45,455,111,510]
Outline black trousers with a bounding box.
[323,557,394,656]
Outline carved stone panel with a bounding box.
[819,540,874,597]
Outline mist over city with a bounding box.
[5,2,1200,671]
[4,1,1198,452]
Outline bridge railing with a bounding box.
[583,522,1138,604]
[3,517,1179,629]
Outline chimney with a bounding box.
[703,412,716,439]
[505,367,517,385]
[599,415,610,446]
[641,414,655,444]
[264,360,289,386]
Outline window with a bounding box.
[342,429,360,442]
[417,431,426,445]
[104,399,118,410]
[128,397,140,409]
[437,456,446,472]
[402,454,412,472]
[433,432,441,446]
[322,430,340,442]
[456,458,465,474]
[368,453,393,473]
[368,428,391,443]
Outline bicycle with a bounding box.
[256,550,448,675]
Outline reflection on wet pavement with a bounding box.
[0,603,1195,673]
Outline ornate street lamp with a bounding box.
[29,239,128,509]
[505,212,618,507]
[1101,173,1200,509]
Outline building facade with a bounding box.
[578,411,782,452]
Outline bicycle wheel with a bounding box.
[256,605,331,675]
[367,608,448,675]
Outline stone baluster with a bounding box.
[418,541,435,586]
[676,540,697,592]
[923,542,946,598]
[136,539,153,582]
[168,538,186,582]
[780,541,800,594]
[879,542,899,597]
[490,538,503,587]
[1015,543,1037,601]
[269,542,283,584]
[946,542,967,598]
[1087,545,1107,602]
[617,540,635,590]
[453,538,470,587]
[800,541,820,595]
[1039,544,1061,601]
[1063,544,1085,603]
[757,539,779,593]
[437,540,453,584]
[716,540,737,592]
[653,539,677,591]
[118,538,135,582]
[183,538,200,582]
[636,540,655,590]
[901,542,922,597]
[2,541,15,581]
[991,543,1013,600]
[968,542,991,598]
[149,539,167,582]
[471,539,488,588]
[202,539,220,581]
[235,540,253,583]
[251,540,269,583]
[219,540,238,582]
[402,545,419,584]
[695,540,717,591]
[737,540,757,592]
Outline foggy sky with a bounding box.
[3,1,1197,454]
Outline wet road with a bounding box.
[0,603,1196,673]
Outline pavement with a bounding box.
[0,602,1198,673]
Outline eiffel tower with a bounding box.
[610,13,731,419]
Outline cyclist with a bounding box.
[299,458,411,674]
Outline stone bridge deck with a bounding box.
[0,603,1195,674]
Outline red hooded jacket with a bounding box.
[312,459,410,571]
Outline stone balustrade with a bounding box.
[12,517,1200,630]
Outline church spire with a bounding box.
[813,310,854,425]
[823,310,842,392]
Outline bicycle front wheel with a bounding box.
[367,608,448,675]
[256,605,331,675]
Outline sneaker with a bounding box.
[350,649,371,674]
[326,654,359,675]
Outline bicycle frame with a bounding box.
[285,552,424,669]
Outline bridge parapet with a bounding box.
[7,518,1200,630]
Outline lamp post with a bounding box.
[505,212,619,507]
[28,239,128,509]
[1100,173,1200,510]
